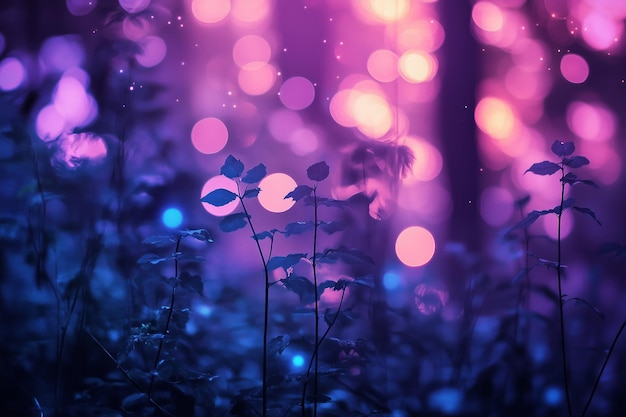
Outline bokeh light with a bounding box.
[0,57,26,91]
[352,0,409,23]
[66,0,97,16]
[191,117,229,154]
[40,35,85,73]
[162,207,183,228]
[53,74,98,127]
[258,173,297,213]
[479,186,514,227]
[201,176,239,216]
[400,136,443,182]
[398,50,438,83]
[472,1,504,32]
[566,101,616,141]
[560,54,589,84]
[238,63,276,96]
[289,128,319,155]
[291,354,304,368]
[414,284,449,315]
[135,36,167,68]
[397,19,445,52]
[475,97,516,140]
[541,210,573,240]
[383,270,401,290]
[367,49,399,83]
[231,0,271,23]
[233,35,271,70]
[581,11,622,50]
[36,105,65,141]
[192,0,231,24]
[395,226,436,267]
[119,0,150,14]
[268,109,303,143]
[279,77,315,111]
[55,132,107,169]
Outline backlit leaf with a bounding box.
[143,235,177,247]
[201,188,238,206]
[179,228,213,242]
[267,253,307,271]
[285,185,313,201]
[525,161,560,176]
[242,163,267,184]
[179,271,204,296]
[550,140,575,157]
[281,275,315,303]
[243,188,260,198]
[221,155,245,179]
[219,212,248,232]
[318,246,374,265]
[284,221,314,237]
[573,206,601,225]
[319,221,345,235]
[267,335,290,356]
[563,155,589,168]
[307,161,330,181]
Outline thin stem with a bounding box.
[580,320,626,417]
[148,236,181,399]
[312,186,319,417]
[557,165,573,417]
[239,193,269,417]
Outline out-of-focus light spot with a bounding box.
[231,0,271,23]
[233,35,271,69]
[583,143,622,185]
[291,354,305,368]
[414,284,449,315]
[367,49,399,83]
[472,1,504,32]
[162,208,183,228]
[279,76,315,110]
[383,271,401,290]
[512,39,548,71]
[398,183,452,223]
[560,54,588,84]
[0,57,26,91]
[369,0,409,21]
[123,16,149,41]
[479,187,514,227]
[40,35,85,73]
[53,74,97,127]
[329,89,358,128]
[398,50,438,83]
[289,128,319,155]
[567,101,616,141]
[542,210,573,240]
[397,19,445,52]
[395,226,435,267]
[119,0,150,13]
[55,132,107,168]
[544,386,562,406]
[505,67,550,100]
[475,97,516,140]
[191,117,228,154]
[201,176,239,216]
[192,0,231,24]
[268,109,303,143]
[258,173,297,213]
[238,62,276,95]
[0,33,5,55]
[36,105,65,141]
[400,136,443,182]
[582,12,622,50]
[428,388,462,414]
[353,93,393,138]
[66,0,97,16]
[135,36,166,67]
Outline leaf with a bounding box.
[563,155,590,168]
[565,297,605,320]
[599,242,626,257]
[267,253,307,270]
[267,335,291,356]
[317,246,374,265]
[511,264,538,284]
[243,188,260,198]
[507,211,542,233]
[219,212,248,232]
[307,161,330,181]
[553,198,574,215]
[348,274,375,288]
[121,393,148,411]
[221,155,245,179]
[317,280,337,299]
[252,230,275,241]
[284,221,314,237]
[179,228,213,242]
[241,163,267,184]
[201,188,238,207]
[550,140,575,157]
[514,195,531,210]
[285,185,313,201]
[143,235,177,247]
[525,161,561,176]
[281,275,315,303]
[137,253,170,266]
[319,221,345,235]
[175,253,206,263]
[573,206,601,225]
[560,172,577,185]
[179,271,204,296]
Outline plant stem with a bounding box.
[312,186,320,417]
[239,193,269,417]
[580,320,626,417]
[557,166,573,417]
[148,236,181,399]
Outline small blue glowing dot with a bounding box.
[292,355,305,367]
[162,208,183,228]
[544,386,562,406]
[383,271,401,290]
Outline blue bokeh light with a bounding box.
[383,271,401,290]
[292,354,305,368]
[162,207,183,228]
[544,386,562,406]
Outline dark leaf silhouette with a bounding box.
[267,253,307,271]
[304,196,351,208]
[525,161,560,176]
[179,271,203,296]
[317,280,337,299]
[573,206,601,225]
[551,140,575,157]
[285,185,313,201]
[514,195,531,210]
[512,264,538,284]
[143,235,177,247]
[219,212,248,232]
[137,253,170,266]
[280,275,315,303]
[175,253,206,263]
[267,335,290,356]
[201,188,238,206]
[599,242,626,257]
[243,188,260,198]
[221,155,245,178]
[554,198,574,214]
[252,230,274,241]
[507,211,542,233]
[319,221,345,235]
[241,163,266,183]
[563,155,590,168]
[284,221,314,237]
[565,297,605,320]
[180,228,213,242]
[318,246,374,265]
[307,161,330,181]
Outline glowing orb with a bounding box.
[162,208,183,228]
[395,226,435,267]
[258,173,297,213]
[191,117,229,154]
[201,176,239,216]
